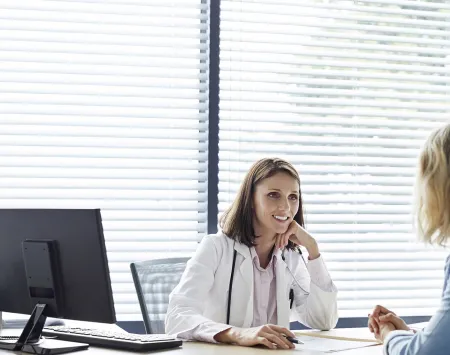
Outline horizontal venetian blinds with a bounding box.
[219,0,450,317]
[0,0,209,321]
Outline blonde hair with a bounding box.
[415,123,450,246]
[220,158,304,248]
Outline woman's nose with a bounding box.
[278,198,290,211]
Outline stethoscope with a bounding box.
[226,245,310,324]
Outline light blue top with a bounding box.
[384,255,450,355]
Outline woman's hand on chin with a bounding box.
[275,221,320,260]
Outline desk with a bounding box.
[0,327,383,355]
[0,341,382,355]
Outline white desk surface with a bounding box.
[0,327,383,355]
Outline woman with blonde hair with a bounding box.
[368,123,450,355]
[166,158,338,349]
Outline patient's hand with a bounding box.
[368,305,410,343]
[368,305,392,335]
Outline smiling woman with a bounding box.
[221,158,320,264]
[165,158,338,349]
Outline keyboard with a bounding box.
[42,326,182,352]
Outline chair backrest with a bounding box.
[130,258,189,334]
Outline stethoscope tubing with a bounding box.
[226,246,310,325]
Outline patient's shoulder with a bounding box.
[445,254,450,274]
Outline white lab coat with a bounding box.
[165,232,338,338]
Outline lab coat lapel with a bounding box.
[233,242,254,328]
[275,249,290,328]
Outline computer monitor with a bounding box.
[0,209,116,353]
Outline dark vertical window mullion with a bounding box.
[207,0,221,235]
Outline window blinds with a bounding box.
[219,0,450,317]
[0,0,209,321]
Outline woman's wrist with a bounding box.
[304,239,320,260]
[214,327,239,343]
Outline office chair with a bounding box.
[130,258,189,334]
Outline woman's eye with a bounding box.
[289,195,298,201]
[268,192,279,198]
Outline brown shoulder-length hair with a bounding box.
[220,157,305,249]
[415,123,450,246]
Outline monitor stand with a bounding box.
[0,304,88,354]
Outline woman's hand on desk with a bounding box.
[214,324,296,349]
